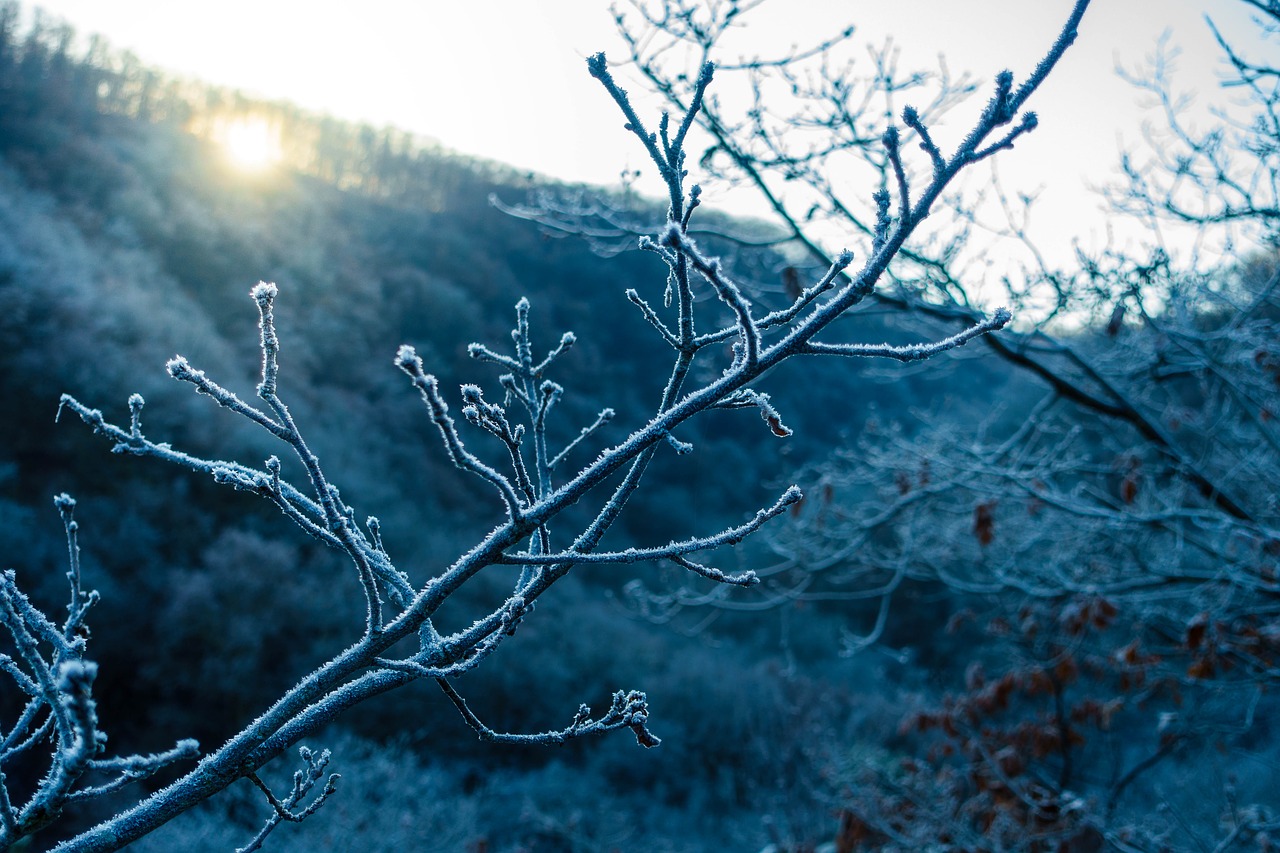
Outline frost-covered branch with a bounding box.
[0,497,200,850]
[437,679,661,748]
[549,407,615,469]
[800,307,1012,361]
[493,485,800,584]
[238,746,339,853]
[395,345,525,517]
[661,224,762,366]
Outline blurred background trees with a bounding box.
[605,1,1280,849]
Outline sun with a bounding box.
[219,117,283,172]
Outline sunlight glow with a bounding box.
[219,117,282,172]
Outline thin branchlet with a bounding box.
[0,501,199,849]
[492,486,801,582]
[882,125,911,226]
[662,226,761,366]
[238,746,339,853]
[801,308,1012,360]
[437,678,661,748]
[396,346,524,517]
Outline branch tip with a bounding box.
[394,345,422,372]
[250,281,278,305]
[166,356,193,380]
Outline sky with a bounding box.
[20,1,1272,274]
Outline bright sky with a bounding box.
[22,1,1272,274]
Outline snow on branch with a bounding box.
[0,497,199,849]
[692,250,855,349]
[661,225,762,366]
[396,345,524,518]
[493,486,802,583]
[438,678,661,749]
[625,287,682,349]
[55,396,336,542]
[238,746,339,853]
[587,51,714,196]
[713,388,794,437]
[800,308,1013,361]
[165,355,289,441]
[549,407,615,470]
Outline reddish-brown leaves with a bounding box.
[1185,612,1210,650]
[1061,596,1118,636]
[974,500,997,546]
[1120,474,1139,504]
[1187,656,1217,680]
[1115,455,1141,503]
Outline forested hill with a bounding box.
[0,2,972,548]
